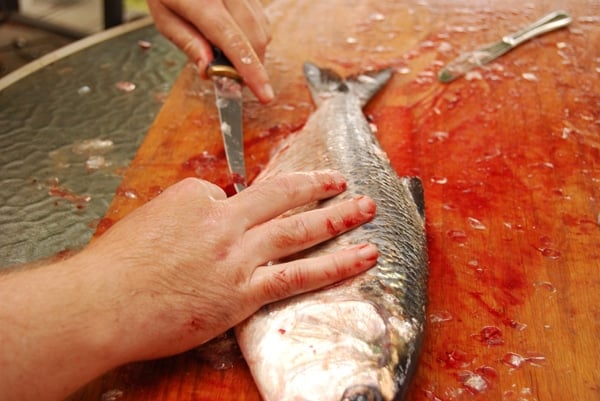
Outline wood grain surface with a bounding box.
[70,0,600,400]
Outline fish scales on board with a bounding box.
[235,62,428,401]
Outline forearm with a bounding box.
[0,254,124,401]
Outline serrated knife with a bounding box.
[439,10,572,83]
[206,46,247,193]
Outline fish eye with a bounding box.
[340,385,384,401]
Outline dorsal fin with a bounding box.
[402,177,426,219]
[303,62,393,106]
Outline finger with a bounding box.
[223,0,271,61]
[245,195,377,264]
[244,0,271,41]
[228,170,348,229]
[250,243,379,303]
[147,0,213,73]
[208,17,273,103]
[164,0,274,102]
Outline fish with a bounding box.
[235,62,428,401]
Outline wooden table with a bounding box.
[70,0,600,400]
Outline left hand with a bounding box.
[87,171,377,362]
[0,171,377,401]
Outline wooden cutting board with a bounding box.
[70,0,600,400]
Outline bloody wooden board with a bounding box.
[69,0,600,400]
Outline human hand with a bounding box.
[87,171,377,363]
[147,0,273,102]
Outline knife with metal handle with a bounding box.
[439,10,572,83]
[206,46,247,193]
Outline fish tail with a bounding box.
[303,62,393,106]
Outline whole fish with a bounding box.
[235,62,428,401]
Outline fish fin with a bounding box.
[346,69,394,106]
[402,177,425,219]
[303,62,347,105]
[303,62,393,106]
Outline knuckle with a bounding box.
[178,176,203,190]
[325,215,343,236]
[324,203,362,236]
[276,174,302,200]
[180,37,198,58]
[330,252,353,277]
[312,170,346,194]
[271,218,312,249]
[261,270,291,300]
[178,177,226,200]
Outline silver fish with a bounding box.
[235,62,428,401]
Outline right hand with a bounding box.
[147,0,274,102]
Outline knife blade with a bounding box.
[206,46,247,193]
[438,10,572,83]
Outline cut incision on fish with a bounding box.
[236,62,428,401]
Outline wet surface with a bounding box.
[3,0,598,400]
[0,22,185,266]
[69,0,599,400]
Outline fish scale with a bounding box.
[235,62,428,401]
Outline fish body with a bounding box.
[235,63,428,401]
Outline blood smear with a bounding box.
[478,326,504,346]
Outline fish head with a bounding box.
[237,296,421,401]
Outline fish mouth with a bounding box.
[340,385,383,401]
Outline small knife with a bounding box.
[206,46,247,193]
[438,10,572,83]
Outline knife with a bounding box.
[438,10,572,83]
[206,46,247,193]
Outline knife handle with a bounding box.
[206,45,242,82]
[503,10,572,47]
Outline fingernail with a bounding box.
[262,83,275,102]
[357,243,378,261]
[357,196,376,214]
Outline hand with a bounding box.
[0,171,377,401]
[88,170,377,362]
[147,0,274,102]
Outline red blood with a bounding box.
[231,173,246,185]
[446,230,467,244]
[468,292,506,321]
[477,326,504,346]
[322,179,347,192]
[423,389,444,401]
[188,318,203,331]
[146,185,164,200]
[475,365,498,380]
[326,219,341,235]
[95,217,114,236]
[48,184,91,205]
[182,152,220,172]
[437,349,473,369]
[342,215,363,228]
